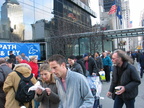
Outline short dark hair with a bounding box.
[6,59,13,63]
[68,55,76,60]
[9,51,13,54]
[48,54,66,65]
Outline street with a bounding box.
[99,65,144,108]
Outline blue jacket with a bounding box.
[55,69,94,108]
[102,56,112,67]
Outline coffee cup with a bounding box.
[115,86,121,94]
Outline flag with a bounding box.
[108,4,117,15]
[129,21,132,28]
[116,6,122,25]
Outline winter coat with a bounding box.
[139,53,144,68]
[56,69,94,108]
[3,63,37,108]
[95,56,103,71]
[35,81,60,108]
[0,63,12,108]
[28,61,39,78]
[109,62,141,100]
[102,56,112,67]
[69,62,84,74]
[84,57,98,76]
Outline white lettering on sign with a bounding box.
[0,51,5,56]
[7,50,20,55]
[0,44,17,50]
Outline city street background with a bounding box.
[100,61,144,108]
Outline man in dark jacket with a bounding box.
[9,51,16,64]
[107,50,141,108]
[139,52,144,78]
[67,55,84,75]
[83,53,98,76]
[0,58,13,108]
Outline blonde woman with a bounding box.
[35,64,60,108]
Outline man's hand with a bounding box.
[107,91,112,98]
[115,86,125,95]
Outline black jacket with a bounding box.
[84,57,98,76]
[69,62,84,75]
[109,62,141,100]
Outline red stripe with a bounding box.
[108,5,117,15]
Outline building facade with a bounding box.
[1,0,24,41]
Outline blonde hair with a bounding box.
[30,56,37,61]
[39,63,55,83]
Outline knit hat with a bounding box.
[83,53,88,58]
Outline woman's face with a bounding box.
[40,70,51,82]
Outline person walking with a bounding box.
[107,50,141,108]
[21,53,29,62]
[102,52,112,82]
[139,51,144,78]
[35,64,60,108]
[3,63,37,108]
[0,58,13,108]
[93,52,103,72]
[67,55,84,75]
[28,56,39,79]
[48,54,94,108]
[9,51,16,64]
[16,55,28,64]
[83,53,99,76]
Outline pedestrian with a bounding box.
[135,50,141,72]
[48,54,94,108]
[3,63,37,108]
[9,51,16,64]
[21,53,29,62]
[139,51,144,78]
[93,52,103,72]
[107,50,141,108]
[0,58,13,108]
[75,55,87,77]
[83,53,99,76]
[6,59,15,69]
[102,52,112,82]
[16,55,28,64]
[28,56,39,79]
[67,55,84,74]
[35,63,60,108]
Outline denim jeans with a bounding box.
[113,95,135,108]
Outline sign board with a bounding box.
[0,43,41,60]
[136,45,142,49]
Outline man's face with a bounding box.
[49,61,65,78]
[68,58,75,66]
[112,53,121,66]
[83,56,88,61]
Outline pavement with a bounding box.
[99,63,144,108]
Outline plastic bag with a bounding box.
[99,71,106,81]
[87,76,102,97]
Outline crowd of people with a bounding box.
[0,49,142,108]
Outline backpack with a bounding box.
[13,71,35,107]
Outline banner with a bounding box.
[0,43,41,60]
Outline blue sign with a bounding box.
[0,43,41,60]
